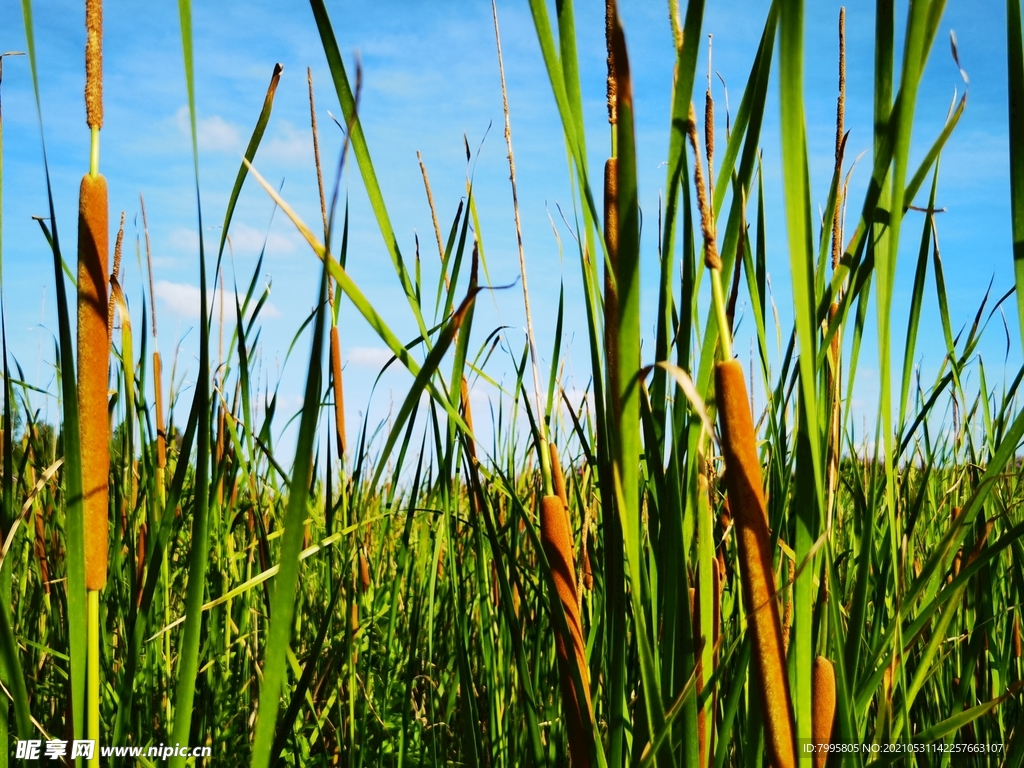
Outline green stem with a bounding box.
[710,268,732,361]
[87,589,99,767]
[89,126,99,177]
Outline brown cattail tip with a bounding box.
[603,158,619,261]
[605,0,617,125]
[330,326,347,456]
[85,0,103,129]
[715,359,796,768]
[812,656,837,768]
[359,551,371,593]
[540,494,592,768]
[79,172,110,590]
[550,443,569,508]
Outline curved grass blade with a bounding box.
[216,62,284,267]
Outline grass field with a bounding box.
[1,0,1023,766]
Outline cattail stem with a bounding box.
[87,590,100,767]
[540,494,592,767]
[716,359,796,768]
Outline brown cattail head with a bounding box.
[330,325,347,456]
[85,0,102,129]
[603,157,619,417]
[812,656,837,768]
[79,172,110,591]
[359,550,371,594]
[540,494,592,768]
[715,359,796,768]
[550,442,569,508]
[686,103,720,273]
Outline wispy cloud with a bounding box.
[155,279,280,320]
[176,106,242,152]
[260,121,313,165]
[348,346,394,369]
[225,222,298,257]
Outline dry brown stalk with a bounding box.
[715,359,796,768]
[685,104,720,272]
[812,656,837,768]
[540,494,592,768]
[106,212,125,338]
[79,172,110,591]
[705,37,714,203]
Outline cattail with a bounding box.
[85,0,102,130]
[812,656,836,768]
[550,442,569,508]
[715,359,796,768]
[79,171,110,591]
[540,494,592,768]
[330,326,347,456]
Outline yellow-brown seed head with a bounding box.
[78,172,110,590]
[85,0,103,129]
[715,359,796,768]
[812,656,837,768]
[540,494,592,768]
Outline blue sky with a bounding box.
[0,0,1017,456]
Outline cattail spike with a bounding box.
[79,172,110,590]
[605,0,617,125]
[330,326,347,456]
[686,103,720,272]
[716,359,796,768]
[85,0,103,129]
[550,442,569,508]
[812,657,837,768]
[540,494,592,768]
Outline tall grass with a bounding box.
[0,0,1022,766]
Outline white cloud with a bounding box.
[260,121,312,165]
[348,346,395,369]
[176,106,242,152]
[155,279,279,320]
[168,226,199,253]
[224,222,298,257]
